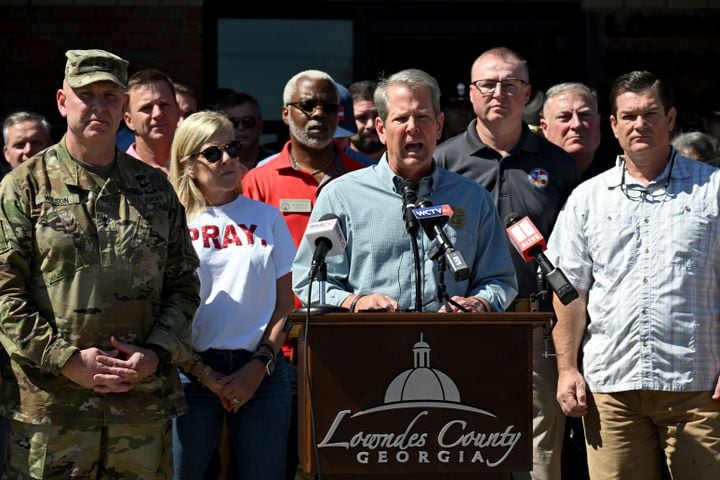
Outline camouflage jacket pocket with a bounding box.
[117,198,170,268]
[36,202,96,285]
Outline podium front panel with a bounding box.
[295,313,547,476]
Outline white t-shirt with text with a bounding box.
[188,195,295,351]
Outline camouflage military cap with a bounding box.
[64,49,129,89]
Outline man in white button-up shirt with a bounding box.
[547,70,720,480]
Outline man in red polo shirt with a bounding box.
[241,69,365,480]
[242,69,365,248]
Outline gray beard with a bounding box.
[290,121,333,149]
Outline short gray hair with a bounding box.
[282,69,337,105]
[542,83,598,119]
[374,68,441,122]
[3,111,51,145]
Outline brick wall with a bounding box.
[0,4,203,135]
[2,0,719,138]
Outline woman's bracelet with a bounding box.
[197,364,213,384]
[348,294,366,312]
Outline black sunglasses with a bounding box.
[229,116,258,129]
[190,140,243,163]
[286,100,340,115]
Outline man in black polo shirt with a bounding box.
[435,46,581,480]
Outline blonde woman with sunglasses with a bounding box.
[168,111,295,479]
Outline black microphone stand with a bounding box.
[408,226,422,312]
[429,243,467,312]
[534,265,556,359]
[303,262,348,315]
[394,177,423,312]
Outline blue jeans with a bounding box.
[172,349,291,480]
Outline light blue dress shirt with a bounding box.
[292,156,517,312]
[547,149,720,393]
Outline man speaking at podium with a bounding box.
[293,69,517,313]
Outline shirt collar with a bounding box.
[467,120,539,156]
[55,136,138,189]
[376,153,437,197]
[273,141,345,177]
[607,147,686,189]
[272,141,296,172]
[514,124,541,154]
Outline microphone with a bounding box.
[305,213,347,280]
[504,213,578,305]
[393,177,419,234]
[412,199,470,282]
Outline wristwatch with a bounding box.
[251,350,276,376]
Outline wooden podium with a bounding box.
[290,311,551,479]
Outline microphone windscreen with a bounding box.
[393,177,418,196]
[505,216,546,263]
[304,215,346,257]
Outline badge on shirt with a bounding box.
[449,206,466,228]
[528,168,549,189]
[279,199,312,213]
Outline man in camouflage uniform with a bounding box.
[0,49,200,479]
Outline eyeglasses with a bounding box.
[229,116,258,130]
[286,100,340,115]
[619,154,675,201]
[188,140,243,164]
[471,78,527,96]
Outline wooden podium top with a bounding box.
[289,311,552,327]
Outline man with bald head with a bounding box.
[0,49,199,478]
[435,47,581,480]
[541,82,602,177]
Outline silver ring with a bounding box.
[232,397,241,405]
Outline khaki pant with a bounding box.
[584,390,720,480]
[512,326,565,480]
[510,299,565,480]
[3,420,172,480]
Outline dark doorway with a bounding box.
[204,1,589,148]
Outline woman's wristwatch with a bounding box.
[251,350,276,376]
